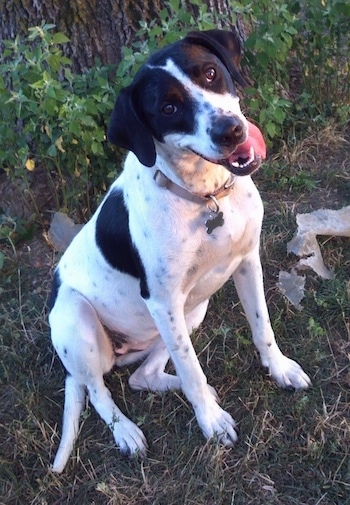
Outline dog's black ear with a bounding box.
[185,29,250,88]
[108,85,156,167]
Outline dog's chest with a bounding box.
[129,177,263,302]
[181,204,260,301]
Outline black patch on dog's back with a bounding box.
[48,270,61,311]
[96,189,150,298]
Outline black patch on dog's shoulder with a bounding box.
[48,270,61,311]
[96,189,150,298]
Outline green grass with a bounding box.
[0,125,349,504]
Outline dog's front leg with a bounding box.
[146,298,238,447]
[233,247,311,389]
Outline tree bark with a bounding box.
[1,0,246,72]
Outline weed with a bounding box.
[242,0,350,142]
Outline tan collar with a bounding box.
[153,169,236,204]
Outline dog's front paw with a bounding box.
[196,403,238,447]
[113,418,148,458]
[269,356,311,390]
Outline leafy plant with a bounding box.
[237,0,349,141]
[290,0,350,122]
[241,1,298,139]
[0,23,117,215]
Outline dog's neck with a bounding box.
[152,166,235,234]
[153,169,235,204]
[154,148,234,198]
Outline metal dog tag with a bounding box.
[205,211,224,234]
[205,195,224,234]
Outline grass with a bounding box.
[0,124,349,504]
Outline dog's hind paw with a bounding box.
[129,369,182,392]
[269,356,312,390]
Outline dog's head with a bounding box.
[108,30,266,176]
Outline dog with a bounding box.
[49,29,311,473]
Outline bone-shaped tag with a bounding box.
[205,211,224,234]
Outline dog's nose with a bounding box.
[210,117,244,147]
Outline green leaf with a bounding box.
[47,53,63,71]
[80,116,98,128]
[68,121,82,136]
[47,144,57,156]
[91,141,101,154]
[30,79,45,89]
[266,121,276,138]
[42,23,56,31]
[52,32,70,44]
[274,107,287,124]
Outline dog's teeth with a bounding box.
[243,146,255,167]
[231,147,256,169]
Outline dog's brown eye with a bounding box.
[205,68,216,82]
[162,104,177,115]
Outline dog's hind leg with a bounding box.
[52,375,85,473]
[128,301,214,394]
[128,338,182,392]
[128,301,220,403]
[128,337,219,403]
[50,286,148,471]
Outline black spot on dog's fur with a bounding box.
[96,189,150,298]
[187,264,199,278]
[48,270,61,311]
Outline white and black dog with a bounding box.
[49,29,311,472]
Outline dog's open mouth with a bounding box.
[192,121,267,177]
[222,121,267,176]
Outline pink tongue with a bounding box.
[232,121,267,161]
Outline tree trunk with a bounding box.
[1,0,246,72]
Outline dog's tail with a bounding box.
[52,375,86,473]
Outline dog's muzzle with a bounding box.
[196,120,267,176]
